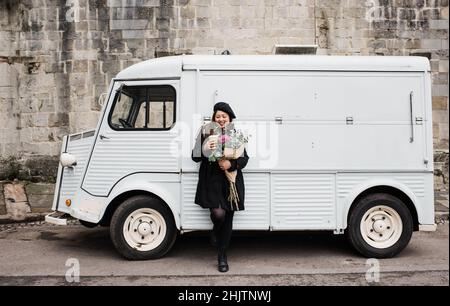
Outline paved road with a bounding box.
[0,223,448,285]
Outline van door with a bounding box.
[82,80,180,196]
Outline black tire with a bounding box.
[347,193,413,258]
[110,195,177,260]
[79,220,98,228]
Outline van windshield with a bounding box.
[109,85,176,130]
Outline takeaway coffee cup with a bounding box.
[208,135,219,149]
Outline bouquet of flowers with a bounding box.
[202,122,249,210]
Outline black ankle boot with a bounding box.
[218,249,229,273]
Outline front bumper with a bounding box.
[45,211,68,226]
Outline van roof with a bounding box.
[115,55,430,79]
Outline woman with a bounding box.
[191,102,249,273]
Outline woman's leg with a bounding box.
[218,210,235,249]
[217,210,234,272]
[210,207,226,232]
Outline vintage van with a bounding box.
[46,55,436,260]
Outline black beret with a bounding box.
[213,102,236,119]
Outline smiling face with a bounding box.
[213,110,230,128]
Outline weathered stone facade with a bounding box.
[0,0,448,183]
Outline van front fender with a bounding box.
[102,173,181,229]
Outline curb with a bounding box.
[0,213,49,225]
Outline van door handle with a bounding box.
[409,91,414,143]
[99,134,110,140]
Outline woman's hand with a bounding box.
[208,139,217,150]
[218,159,231,170]
[202,139,217,152]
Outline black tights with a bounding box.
[210,207,234,250]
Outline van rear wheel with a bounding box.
[347,193,413,258]
[110,195,177,260]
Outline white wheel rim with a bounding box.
[360,205,403,249]
[123,208,167,252]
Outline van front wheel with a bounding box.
[347,193,413,258]
[110,195,177,260]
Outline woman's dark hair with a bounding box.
[212,110,233,122]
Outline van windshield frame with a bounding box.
[108,84,176,131]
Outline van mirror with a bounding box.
[98,92,107,107]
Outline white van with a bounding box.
[46,55,436,260]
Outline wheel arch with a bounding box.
[99,184,180,229]
[345,185,419,232]
[100,190,172,225]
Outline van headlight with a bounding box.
[60,153,77,167]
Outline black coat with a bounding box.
[191,129,249,211]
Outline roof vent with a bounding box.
[274,44,317,55]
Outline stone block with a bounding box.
[181,6,195,18]
[110,19,149,30]
[122,30,147,39]
[439,60,449,72]
[112,7,135,20]
[211,18,231,29]
[48,113,69,127]
[156,18,170,30]
[242,18,264,29]
[227,0,241,5]
[19,127,33,143]
[404,38,421,49]
[0,63,12,87]
[73,50,99,60]
[25,182,55,195]
[430,59,440,71]
[195,6,211,18]
[432,72,448,85]
[432,84,449,96]
[433,96,448,110]
[3,182,31,221]
[48,142,62,156]
[421,39,444,49]
[219,6,240,18]
[368,39,386,49]
[439,123,449,142]
[429,20,449,30]
[20,143,40,155]
[32,127,51,142]
[190,0,212,6]
[273,6,288,18]
[196,17,210,28]
[442,7,449,20]
[34,113,48,127]
[36,98,55,113]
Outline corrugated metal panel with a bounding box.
[337,173,426,198]
[181,174,210,229]
[181,173,271,230]
[271,174,336,229]
[59,136,94,207]
[233,173,270,229]
[83,131,179,196]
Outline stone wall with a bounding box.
[0,0,448,182]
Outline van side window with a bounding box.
[109,85,176,130]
